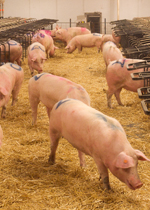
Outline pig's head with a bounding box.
[49,46,59,57]
[112,150,150,190]
[31,56,47,73]
[65,44,76,53]
[55,30,63,39]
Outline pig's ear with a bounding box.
[57,30,62,35]
[135,150,150,161]
[65,45,70,49]
[0,87,8,96]
[31,57,37,62]
[115,152,135,168]
[42,56,47,60]
[54,46,59,50]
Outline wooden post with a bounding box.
[117,0,119,20]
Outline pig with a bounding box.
[0,40,22,66]
[38,30,55,37]
[112,30,121,45]
[106,58,146,108]
[38,25,61,38]
[32,32,58,58]
[0,62,24,118]
[27,42,47,76]
[54,27,91,45]
[28,73,90,125]
[102,41,123,66]
[0,125,3,148]
[102,34,116,44]
[65,33,103,53]
[49,98,150,190]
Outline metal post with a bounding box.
[70,19,71,27]
[117,0,119,20]
[0,3,2,18]
[104,18,106,34]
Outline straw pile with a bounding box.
[0,43,150,210]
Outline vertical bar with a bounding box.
[104,18,106,34]
[2,3,4,18]
[117,0,119,20]
[70,19,71,27]
[0,4,2,19]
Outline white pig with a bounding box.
[0,62,24,118]
[106,58,146,108]
[27,42,47,76]
[49,98,150,190]
[0,40,22,66]
[32,32,58,58]
[102,41,123,66]
[65,33,103,53]
[28,73,90,125]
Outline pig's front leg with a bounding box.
[94,158,111,190]
[46,107,52,120]
[49,130,61,164]
[11,89,19,106]
[1,105,6,118]
[78,150,86,167]
[77,45,82,53]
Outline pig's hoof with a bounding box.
[48,157,55,165]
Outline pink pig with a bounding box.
[112,30,121,45]
[27,42,47,76]
[0,40,22,66]
[0,125,3,148]
[106,58,146,108]
[102,41,123,66]
[38,25,61,38]
[49,98,150,190]
[54,27,91,45]
[102,34,116,44]
[28,73,90,125]
[32,32,58,58]
[65,33,103,53]
[0,62,24,118]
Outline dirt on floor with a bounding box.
[0,42,150,210]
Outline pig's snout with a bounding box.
[134,182,143,190]
[127,179,143,190]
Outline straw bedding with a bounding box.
[0,42,150,210]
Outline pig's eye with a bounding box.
[123,168,131,173]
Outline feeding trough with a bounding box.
[137,87,150,99]
[141,99,150,115]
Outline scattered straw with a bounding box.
[0,44,150,210]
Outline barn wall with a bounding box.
[3,0,150,22]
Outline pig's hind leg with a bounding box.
[29,98,40,125]
[114,88,123,106]
[106,89,114,108]
[49,129,61,165]
[1,105,6,118]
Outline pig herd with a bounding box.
[0,26,149,191]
